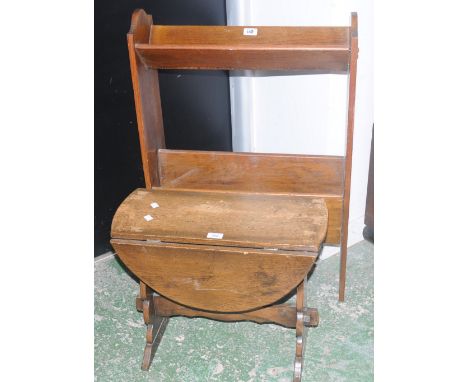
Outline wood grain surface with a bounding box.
[150,25,349,47]
[158,149,343,244]
[127,9,165,188]
[111,188,328,251]
[133,25,350,71]
[153,295,319,328]
[339,12,359,302]
[158,149,344,196]
[111,239,317,312]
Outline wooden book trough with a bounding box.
[110,9,358,381]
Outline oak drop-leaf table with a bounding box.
[111,188,328,381]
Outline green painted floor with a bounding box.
[95,240,373,382]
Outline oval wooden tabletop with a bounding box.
[111,188,328,252]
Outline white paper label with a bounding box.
[144,215,154,221]
[243,27,257,36]
[150,202,159,209]
[207,232,223,239]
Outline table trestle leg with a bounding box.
[139,285,169,371]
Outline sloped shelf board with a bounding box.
[134,25,351,72]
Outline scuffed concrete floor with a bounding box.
[95,240,373,381]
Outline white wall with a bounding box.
[227,0,373,253]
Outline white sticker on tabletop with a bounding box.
[144,215,154,222]
[150,202,159,209]
[207,232,224,239]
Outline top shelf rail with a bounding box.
[131,19,356,72]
